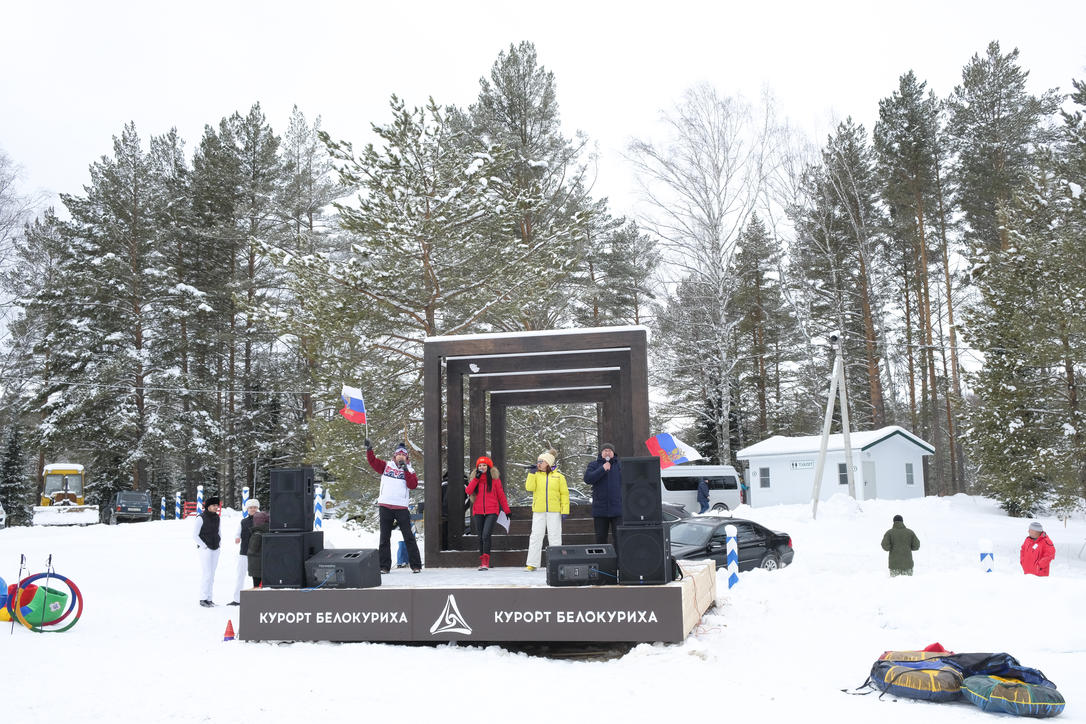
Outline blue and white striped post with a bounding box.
[979,538,994,573]
[241,486,251,518]
[175,492,182,520]
[160,497,166,521]
[196,485,204,515]
[725,523,739,589]
[313,485,323,531]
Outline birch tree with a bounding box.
[630,85,772,463]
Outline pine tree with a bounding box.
[729,214,800,441]
[946,41,1061,254]
[874,71,951,492]
[0,422,31,526]
[465,41,598,330]
[960,156,1069,515]
[572,219,659,327]
[56,122,171,499]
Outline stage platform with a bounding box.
[239,560,716,644]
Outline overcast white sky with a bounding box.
[2,0,1084,219]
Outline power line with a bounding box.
[0,373,319,397]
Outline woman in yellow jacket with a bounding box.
[524,449,569,571]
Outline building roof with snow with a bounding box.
[736,425,934,458]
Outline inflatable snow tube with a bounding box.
[0,582,38,622]
[879,649,953,663]
[871,658,963,701]
[963,675,1065,718]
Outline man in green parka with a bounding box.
[881,514,920,576]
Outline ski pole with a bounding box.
[10,554,25,635]
[40,554,54,631]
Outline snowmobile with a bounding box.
[32,464,98,526]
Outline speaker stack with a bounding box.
[263,466,326,588]
[616,456,673,585]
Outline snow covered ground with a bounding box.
[2,493,1084,723]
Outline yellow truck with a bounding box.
[32,463,99,526]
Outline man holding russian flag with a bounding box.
[339,382,422,573]
[645,432,704,469]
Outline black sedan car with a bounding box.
[669,516,794,571]
[661,501,692,527]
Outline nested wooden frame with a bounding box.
[422,327,649,567]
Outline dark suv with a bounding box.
[102,491,154,524]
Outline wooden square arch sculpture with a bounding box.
[422,326,650,567]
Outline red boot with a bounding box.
[478,553,490,571]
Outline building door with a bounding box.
[862,461,877,499]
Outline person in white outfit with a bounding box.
[192,496,222,607]
[229,498,260,605]
[524,450,569,571]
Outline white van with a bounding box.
[660,464,744,512]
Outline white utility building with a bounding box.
[736,425,934,506]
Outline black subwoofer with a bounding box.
[616,524,672,584]
[305,548,381,589]
[546,544,618,586]
[620,456,662,525]
[269,466,314,532]
[261,531,324,588]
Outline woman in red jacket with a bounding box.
[465,456,510,571]
[1020,521,1055,576]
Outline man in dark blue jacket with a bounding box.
[583,442,622,545]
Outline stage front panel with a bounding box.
[240,584,684,643]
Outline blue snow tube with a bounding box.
[963,675,1065,718]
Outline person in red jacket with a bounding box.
[465,456,510,571]
[1020,521,1055,576]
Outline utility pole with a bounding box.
[811,335,857,519]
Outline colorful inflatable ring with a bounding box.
[963,674,1065,718]
[12,573,83,633]
[870,658,963,702]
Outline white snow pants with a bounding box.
[197,546,221,601]
[526,512,562,568]
[233,553,250,602]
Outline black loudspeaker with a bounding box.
[262,531,324,588]
[617,525,672,585]
[620,456,662,525]
[305,548,381,589]
[270,467,314,532]
[546,544,618,587]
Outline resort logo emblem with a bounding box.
[430,594,473,636]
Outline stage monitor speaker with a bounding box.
[616,524,672,585]
[262,531,324,588]
[270,466,314,532]
[546,544,618,587]
[305,548,381,589]
[620,455,662,525]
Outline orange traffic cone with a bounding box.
[223,620,235,641]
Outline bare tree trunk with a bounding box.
[902,245,918,430]
[915,196,944,494]
[935,164,962,398]
[857,249,885,426]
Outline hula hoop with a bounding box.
[13,572,83,633]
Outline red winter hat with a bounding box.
[475,456,494,469]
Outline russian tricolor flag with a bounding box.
[645,433,703,469]
[339,384,367,424]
